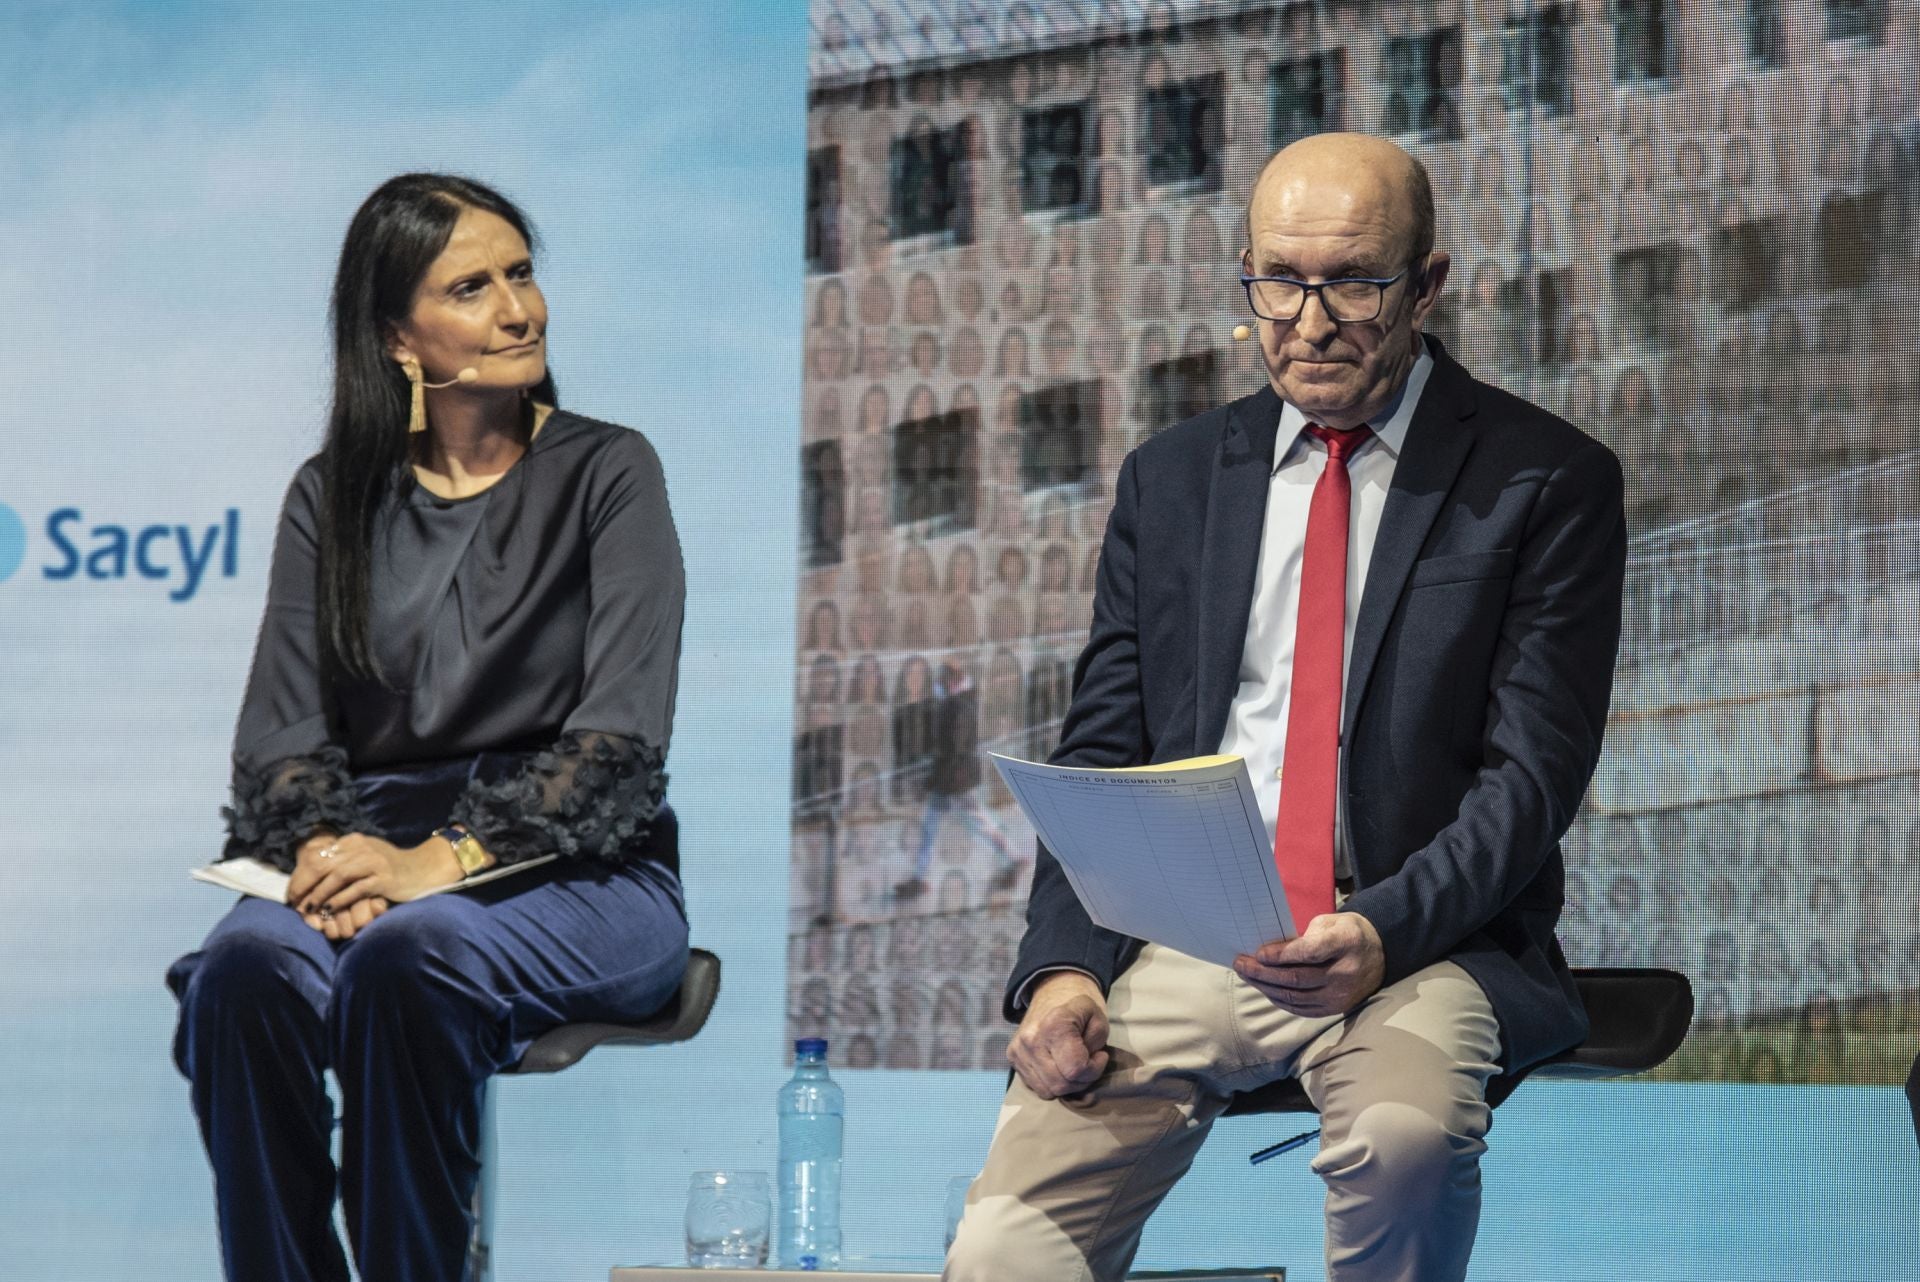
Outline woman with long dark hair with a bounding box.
[167,174,689,1282]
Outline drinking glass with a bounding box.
[943,1174,977,1251]
[685,1170,771,1269]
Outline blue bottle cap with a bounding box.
[795,1037,829,1056]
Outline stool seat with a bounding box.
[471,947,722,1281]
[1222,966,1692,1116]
[503,948,722,1076]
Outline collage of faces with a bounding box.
[792,0,1920,1077]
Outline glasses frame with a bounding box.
[1237,260,1421,324]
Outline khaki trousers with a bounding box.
[945,945,1501,1282]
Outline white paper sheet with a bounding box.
[191,853,558,902]
[988,753,1296,966]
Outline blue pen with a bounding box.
[1248,1127,1320,1165]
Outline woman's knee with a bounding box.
[172,914,327,1013]
[169,912,331,1082]
[331,900,482,1014]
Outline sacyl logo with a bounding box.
[0,504,241,602]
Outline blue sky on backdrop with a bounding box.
[0,6,809,1275]
[0,0,800,451]
[0,0,808,939]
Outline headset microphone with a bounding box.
[1231,324,1254,342]
[422,367,480,389]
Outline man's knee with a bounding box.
[942,1224,1014,1282]
[944,1196,1086,1282]
[1315,1100,1485,1209]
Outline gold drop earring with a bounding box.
[400,355,428,434]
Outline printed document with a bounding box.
[192,854,557,902]
[989,753,1295,965]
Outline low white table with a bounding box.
[611,1268,931,1281]
[610,1267,1283,1281]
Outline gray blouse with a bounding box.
[222,410,685,870]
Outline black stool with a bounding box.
[467,948,722,1280]
[1223,965,1694,1126]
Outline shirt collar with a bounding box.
[1273,337,1434,473]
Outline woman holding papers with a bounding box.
[166,174,689,1282]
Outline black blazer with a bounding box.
[1007,338,1627,1071]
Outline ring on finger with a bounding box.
[318,845,339,860]
[319,906,334,921]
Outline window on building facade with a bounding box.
[1142,74,1223,191]
[1824,0,1888,43]
[1715,218,1778,311]
[801,441,846,568]
[1612,0,1669,85]
[859,71,897,111]
[1024,655,1072,759]
[806,147,842,274]
[891,409,978,531]
[793,723,844,820]
[1268,51,1346,148]
[1818,192,1885,289]
[1534,269,1569,368]
[1139,352,1218,432]
[1493,271,1571,367]
[1492,273,1573,368]
[1022,102,1089,213]
[1610,243,1682,345]
[1745,0,1783,67]
[1019,381,1101,491]
[1379,27,1463,141]
[891,121,974,243]
[1501,6,1573,116]
[1493,275,1529,368]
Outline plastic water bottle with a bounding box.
[776,1037,844,1270]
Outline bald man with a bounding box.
[946,135,1626,1282]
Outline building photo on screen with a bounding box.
[790,0,1920,1095]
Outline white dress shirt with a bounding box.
[1217,340,1435,882]
[1016,342,1436,1005]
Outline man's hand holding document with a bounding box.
[988,753,1297,967]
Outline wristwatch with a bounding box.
[434,824,497,877]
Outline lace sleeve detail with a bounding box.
[448,729,668,865]
[221,746,368,872]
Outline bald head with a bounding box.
[1238,133,1450,430]
[1245,133,1434,265]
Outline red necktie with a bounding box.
[1274,423,1371,930]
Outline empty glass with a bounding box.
[685,1170,771,1269]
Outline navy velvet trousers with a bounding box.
[168,759,689,1282]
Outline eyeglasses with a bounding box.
[1238,263,1418,323]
